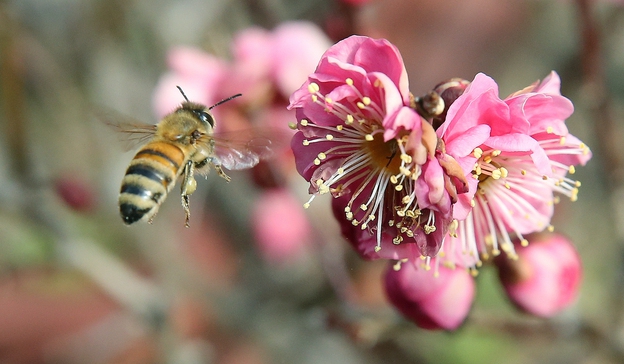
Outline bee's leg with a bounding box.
[213,164,231,183]
[180,160,197,228]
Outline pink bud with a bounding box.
[384,261,475,330]
[496,233,582,318]
[54,176,96,213]
[251,188,312,264]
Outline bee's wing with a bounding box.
[95,108,157,151]
[199,128,278,171]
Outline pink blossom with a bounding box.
[384,259,475,330]
[495,234,582,317]
[438,72,591,267]
[251,188,313,264]
[289,36,480,258]
[153,21,331,131]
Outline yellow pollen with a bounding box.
[336,125,343,131]
[308,83,320,93]
[406,230,414,238]
[491,169,502,180]
[424,225,436,234]
[402,196,411,204]
[300,119,309,126]
[352,219,359,226]
[337,168,345,174]
[311,95,318,102]
[569,165,576,174]
[395,185,403,191]
[357,102,366,109]
[546,126,554,134]
[325,97,333,104]
[360,204,368,211]
[492,249,501,256]
[396,210,406,217]
[500,167,508,178]
[303,202,310,209]
[374,79,382,88]
[470,199,476,207]
[400,166,411,176]
[313,158,321,165]
[346,78,353,86]
[388,220,394,226]
[560,136,566,145]
[554,196,561,204]
[325,134,334,141]
[575,180,581,187]
[504,182,511,189]
[318,184,329,195]
[302,140,310,146]
[374,245,381,252]
[520,239,529,247]
[400,154,412,164]
[365,134,374,141]
[288,122,297,130]
[405,210,415,218]
[483,156,492,164]
[548,225,555,232]
[346,115,354,124]
[362,97,371,105]
[491,150,501,157]
[360,223,367,230]
[473,147,483,158]
[346,211,354,220]
[317,152,326,160]
[390,175,398,184]
[344,206,351,212]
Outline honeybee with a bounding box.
[107,87,274,227]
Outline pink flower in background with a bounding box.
[153,21,331,132]
[251,188,313,264]
[438,72,591,267]
[384,258,475,330]
[496,234,582,317]
[289,35,479,258]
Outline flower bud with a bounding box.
[54,176,96,213]
[430,78,470,129]
[384,261,475,330]
[496,233,582,317]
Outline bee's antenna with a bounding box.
[176,86,190,102]
[209,93,242,110]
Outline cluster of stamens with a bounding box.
[451,129,590,268]
[296,79,438,253]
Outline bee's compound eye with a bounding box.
[198,111,214,127]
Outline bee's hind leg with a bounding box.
[213,164,231,183]
[180,160,197,228]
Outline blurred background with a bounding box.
[0,0,622,363]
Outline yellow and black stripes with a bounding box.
[119,141,186,224]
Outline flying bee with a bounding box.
[106,87,275,227]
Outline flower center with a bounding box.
[365,133,402,175]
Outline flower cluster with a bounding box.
[289,35,591,329]
[153,22,332,264]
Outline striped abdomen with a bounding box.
[119,141,186,224]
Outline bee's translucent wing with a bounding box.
[95,108,157,151]
[199,128,278,171]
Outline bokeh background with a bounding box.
[0,0,622,363]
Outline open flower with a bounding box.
[289,36,480,258]
[437,72,591,268]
